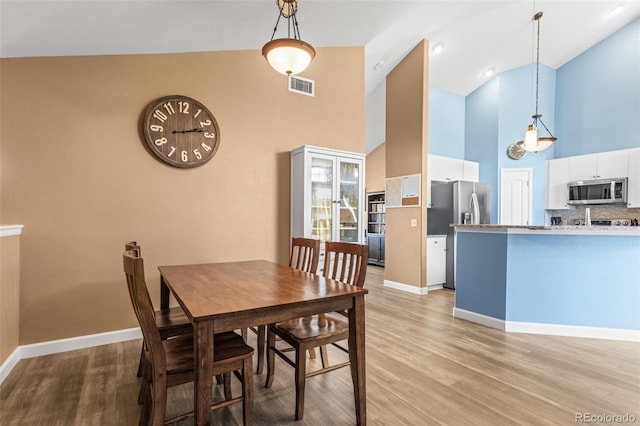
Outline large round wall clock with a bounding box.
[142,95,220,168]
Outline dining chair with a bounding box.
[247,237,320,374]
[123,248,254,426]
[125,242,192,379]
[265,241,368,420]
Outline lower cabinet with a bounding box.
[427,236,446,287]
[367,234,385,266]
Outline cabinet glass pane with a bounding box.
[311,157,333,242]
[339,161,359,242]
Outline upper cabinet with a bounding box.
[546,148,638,210]
[546,157,572,210]
[427,154,479,207]
[428,154,464,182]
[628,148,640,208]
[569,150,629,181]
[463,161,479,182]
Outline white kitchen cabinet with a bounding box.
[463,161,480,182]
[428,154,464,182]
[427,155,479,207]
[427,236,446,287]
[627,148,640,208]
[545,157,573,210]
[569,150,629,181]
[290,145,365,252]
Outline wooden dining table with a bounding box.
[158,259,368,426]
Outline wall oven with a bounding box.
[567,177,627,205]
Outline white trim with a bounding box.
[453,308,506,330]
[0,347,21,385]
[505,321,640,342]
[383,279,428,295]
[0,225,24,237]
[453,308,640,342]
[0,327,142,385]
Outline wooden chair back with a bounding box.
[289,237,320,274]
[123,249,167,377]
[323,241,368,287]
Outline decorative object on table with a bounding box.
[262,0,316,75]
[142,95,220,168]
[506,142,526,160]
[514,11,557,153]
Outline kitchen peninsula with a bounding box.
[453,224,640,341]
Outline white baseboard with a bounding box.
[0,327,141,385]
[383,280,428,295]
[453,308,506,330]
[0,347,21,385]
[505,321,640,342]
[427,284,444,291]
[453,308,640,342]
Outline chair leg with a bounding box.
[139,377,151,426]
[294,344,307,420]
[308,348,316,359]
[319,345,329,369]
[256,325,266,375]
[241,328,248,342]
[242,357,254,426]
[223,373,232,400]
[136,344,145,377]
[265,328,276,388]
[151,375,168,426]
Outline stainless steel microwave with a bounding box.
[567,177,628,205]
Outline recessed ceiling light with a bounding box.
[373,61,384,71]
[484,68,495,78]
[432,43,444,55]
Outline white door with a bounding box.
[500,168,533,225]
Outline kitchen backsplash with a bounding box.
[549,205,640,224]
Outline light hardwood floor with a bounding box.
[2,266,639,425]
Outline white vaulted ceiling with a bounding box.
[1,1,638,151]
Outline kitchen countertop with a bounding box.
[453,223,640,236]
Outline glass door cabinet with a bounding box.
[291,145,365,266]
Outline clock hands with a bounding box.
[172,128,205,134]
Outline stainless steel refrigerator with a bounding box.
[427,181,491,289]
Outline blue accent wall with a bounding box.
[427,19,639,224]
[465,79,500,223]
[555,19,640,157]
[455,231,507,319]
[428,85,466,158]
[455,230,640,330]
[505,234,640,329]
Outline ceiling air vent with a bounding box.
[288,75,314,97]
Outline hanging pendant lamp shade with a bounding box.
[514,11,557,154]
[262,0,316,76]
[262,38,315,76]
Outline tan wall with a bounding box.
[384,41,429,288]
[0,234,21,364]
[365,143,386,193]
[0,48,365,345]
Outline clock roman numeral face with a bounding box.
[142,95,220,168]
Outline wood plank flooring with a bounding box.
[2,266,639,425]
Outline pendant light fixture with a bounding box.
[262,0,316,76]
[515,11,557,153]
